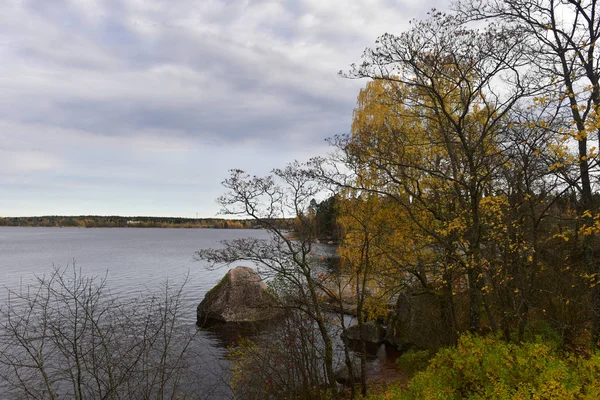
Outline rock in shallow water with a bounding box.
[341,321,387,344]
[197,266,283,325]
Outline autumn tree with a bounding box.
[479,104,571,341]
[334,191,407,396]
[329,12,533,335]
[455,0,600,348]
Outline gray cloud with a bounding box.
[1,0,447,217]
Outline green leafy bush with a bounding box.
[395,349,433,375]
[375,334,600,400]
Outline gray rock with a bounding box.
[384,325,405,350]
[341,321,386,344]
[197,266,282,325]
[385,289,451,350]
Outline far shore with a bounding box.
[0,215,294,230]
[1,225,261,229]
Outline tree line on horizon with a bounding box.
[0,215,297,230]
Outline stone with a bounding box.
[385,289,446,350]
[197,266,282,325]
[341,321,386,344]
[384,326,405,350]
[334,362,361,385]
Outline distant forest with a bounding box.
[0,215,292,229]
[0,197,340,235]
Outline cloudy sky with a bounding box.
[1,0,445,218]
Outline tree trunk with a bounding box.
[440,271,458,345]
[467,267,482,332]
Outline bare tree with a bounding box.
[229,311,333,399]
[196,165,342,398]
[0,265,215,400]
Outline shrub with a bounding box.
[395,349,433,376]
[374,334,600,400]
[229,311,334,400]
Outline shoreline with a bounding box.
[0,216,293,230]
[0,225,262,229]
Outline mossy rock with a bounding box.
[197,266,283,325]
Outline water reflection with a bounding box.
[198,313,404,389]
[199,319,279,349]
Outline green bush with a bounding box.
[375,334,600,400]
[395,349,433,375]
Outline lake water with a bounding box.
[0,227,401,398]
[0,227,269,312]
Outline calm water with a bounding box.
[0,227,271,314]
[0,227,400,398]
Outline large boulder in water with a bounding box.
[197,266,282,325]
[341,321,386,344]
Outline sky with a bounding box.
[1,0,446,218]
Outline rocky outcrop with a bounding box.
[385,289,450,350]
[341,321,386,344]
[197,266,283,325]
